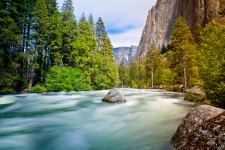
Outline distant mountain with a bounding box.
[113,46,138,66]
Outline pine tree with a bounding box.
[118,60,126,87]
[0,0,21,93]
[95,17,106,51]
[129,59,139,88]
[94,17,119,88]
[145,46,163,88]
[62,0,73,13]
[61,0,77,66]
[71,13,96,89]
[88,14,95,35]
[198,21,225,107]
[48,9,63,66]
[169,16,199,92]
[32,0,49,89]
[46,0,57,14]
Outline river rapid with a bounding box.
[0,88,193,150]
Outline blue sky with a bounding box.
[57,0,156,47]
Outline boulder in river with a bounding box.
[171,105,225,150]
[184,86,206,102]
[102,89,126,103]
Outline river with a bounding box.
[0,88,193,150]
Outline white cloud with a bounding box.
[109,27,144,47]
[57,0,157,47]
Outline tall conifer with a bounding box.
[169,16,198,92]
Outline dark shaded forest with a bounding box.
[0,0,119,93]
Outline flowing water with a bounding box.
[0,89,193,150]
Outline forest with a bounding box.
[119,17,225,108]
[0,0,119,93]
[0,0,224,108]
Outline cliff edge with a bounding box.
[136,0,225,58]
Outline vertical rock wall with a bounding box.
[136,0,179,57]
[136,0,223,58]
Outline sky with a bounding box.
[57,0,157,48]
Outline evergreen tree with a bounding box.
[46,0,57,14]
[32,0,49,89]
[94,17,119,88]
[95,17,106,51]
[61,0,77,66]
[62,0,73,13]
[88,14,95,35]
[198,21,225,107]
[48,9,62,66]
[169,16,199,92]
[137,57,147,88]
[129,59,139,88]
[102,34,119,87]
[71,14,96,89]
[0,0,22,93]
[0,0,120,92]
[145,46,163,88]
[118,60,126,87]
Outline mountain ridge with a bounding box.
[113,46,138,66]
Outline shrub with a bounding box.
[31,84,47,93]
[45,66,91,92]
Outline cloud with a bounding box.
[108,27,145,47]
[57,0,157,47]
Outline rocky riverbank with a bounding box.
[171,105,225,149]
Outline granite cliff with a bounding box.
[113,46,138,66]
[136,0,225,58]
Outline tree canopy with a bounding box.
[0,0,119,93]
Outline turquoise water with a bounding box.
[0,89,193,150]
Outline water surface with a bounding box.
[0,89,193,150]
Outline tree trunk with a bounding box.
[28,65,35,91]
[151,67,154,88]
[182,51,187,93]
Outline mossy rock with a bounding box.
[184,86,206,102]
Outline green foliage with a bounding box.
[31,84,47,93]
[118,60,129,87]
[145,46,163,87]
[33,0,49,83]
[45,66,91,91]
[169,16,199,91]
[71,14,96,87]
[198,21,225,108]
[94,17,119,88]
[61,0,77,66]
[0,0,119,93]
[128,59,138,87]
[0,72,19,94]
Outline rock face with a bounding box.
[172,105,225,149]
[102,89,126,103]
[136,0,179,57]
[136,0,225,58]
[184,86,207,102]
[113,46,138,66]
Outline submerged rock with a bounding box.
[172,105,225,149]
[184,86,206,102]
[102,89,126,103]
